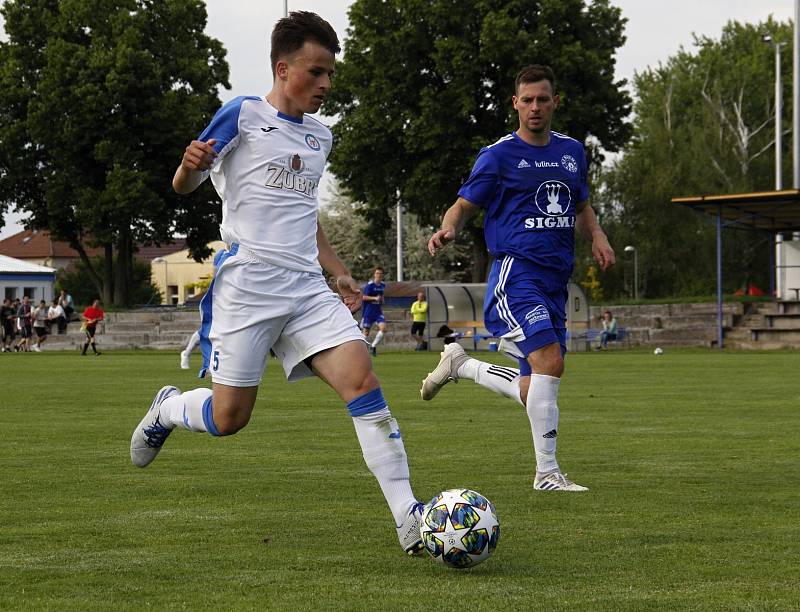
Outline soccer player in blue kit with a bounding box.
[425,65,615,492]
[130,11,424,554]
[361,266,387,356]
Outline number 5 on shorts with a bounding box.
[213,350,220,371]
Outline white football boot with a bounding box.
[533,472,589,492]
[420,342,470,401]
[130,385,181,467]
[396,502,425,555]
[180,350,190,370]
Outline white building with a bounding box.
[0,254,57,303]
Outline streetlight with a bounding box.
[624,245,638,300]
[152,257,169,305]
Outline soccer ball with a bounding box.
[420,488,500,569]
[654,347,664,355]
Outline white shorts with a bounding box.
[198,245,365,386]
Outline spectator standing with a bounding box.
[48,298,67,335]
[59,290,75,330]
[16,296,33,352]
[409,291,428,350]
[32,300,49,352]
[81,299,104,356]
[1,298,15,352]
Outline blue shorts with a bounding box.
[484,255,567,375]
[361,313,385,329]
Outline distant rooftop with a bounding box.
[0,229,102,260]
[0,229,187,262]
[0,253,57,274]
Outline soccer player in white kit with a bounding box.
[130,11,424,555]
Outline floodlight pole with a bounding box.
[396,202,404,281]
[794,0,800,189]
[284,0,288,17]
[624,245,638,300]
[765,33,787,299]
[774,42,784,190]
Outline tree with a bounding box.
[319,186,472,283]
[0,0,229,305]
[596,18,790,299]
[323,0,631,280]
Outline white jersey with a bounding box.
[198,96,332,273]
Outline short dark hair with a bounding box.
[374,266,384,273]
[270,11,340,76]
[515,64,556,94]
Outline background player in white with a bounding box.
[425,65,615,492]
[180,330,200,369]
[130,11,424,555]
[361,266,387,356]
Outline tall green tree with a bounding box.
[323,0,631,281]
[597,19,789,299]
[0,0,229,304]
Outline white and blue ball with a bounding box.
[419,488,499,569]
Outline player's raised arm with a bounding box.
[172,138,218,194]
[428,197,480,256]
[575,199,615,271]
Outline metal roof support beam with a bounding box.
[716,206,724,350]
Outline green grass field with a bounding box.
[1,348,798,610]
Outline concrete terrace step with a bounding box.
[763,313,800,329]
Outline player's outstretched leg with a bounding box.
[130,386,218,467]
[421,343,522,404]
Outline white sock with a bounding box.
[352,407,416,525]
[160,387,213,433]
[371,330,384,348]
[184,331,200,354]
[526,374,561,475]
[457,359,523,406]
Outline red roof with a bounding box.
[0,230,102,259]
[0,229,186,262]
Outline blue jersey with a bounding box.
[458,131,589,289]
[362,281,385,319]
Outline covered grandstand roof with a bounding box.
[672,189,800,231]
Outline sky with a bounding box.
[0,0,795,239]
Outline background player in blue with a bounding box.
[426,65,615,492]
[361,266,387,356]
[129,12,425,555]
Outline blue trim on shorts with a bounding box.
[346,388,387,417]
[198,243,239,378]
[201,395,221,436]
